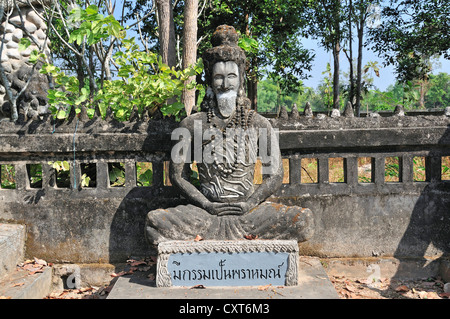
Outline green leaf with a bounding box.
[56,110,67,119]
[18,38,31,51]
[85,5,99,15]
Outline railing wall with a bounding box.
[0,110,449,263]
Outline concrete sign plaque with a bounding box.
[157,240,299,287]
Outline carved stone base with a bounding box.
[156,240,299,287]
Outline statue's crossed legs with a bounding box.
[145,202,314,245]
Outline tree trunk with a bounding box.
[419,77,428,109]
[332,40,340,109]
[181,0,198,116]
[156,0,176,68]
[348,0,354,108]
[247,76,258,111]
[355,17,364,117]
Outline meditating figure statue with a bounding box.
[145,25,314,245]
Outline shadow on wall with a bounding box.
[393,124,450,274]
[108,122,186,263]
[108,185,187,263]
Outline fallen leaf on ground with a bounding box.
[258,284,272,291]
[194,235,203,241]
[425,292,441,299]
[417,290,428,299]
[190,284,206,289]
[110,270,133,277]
[29,269,44,275]
[344,283,356,292]
[77,287,93,294]
[395,285,409,292]
[11,282,25,287]
[138,266,151,272]
[244,234,258,240]
[33,257,47,266]
[147,273,155,280]
[128,260,147,267]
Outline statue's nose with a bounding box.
[222,77,229,89]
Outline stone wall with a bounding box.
[0,110,449,263]
[0,1,51,121]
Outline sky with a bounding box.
[299,36,450,92]
[115,1,449,92]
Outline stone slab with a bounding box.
[157,240,299,287]
[0,266,52,299]
[107,256,339,299]
[0,224,25,279]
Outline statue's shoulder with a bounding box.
[251,112,275,129]
[178,112,206,130]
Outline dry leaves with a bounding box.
[18,257,50,275]
[194,235,204,242]
[244,234,258,240]
[395,285,409,292]
[111,257,157,277]
[331,275,448,299]
[46,286,101,299]
[190,284,206,289]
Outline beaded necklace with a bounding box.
[206,104,255,176]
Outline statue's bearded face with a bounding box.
[212,61,240,118]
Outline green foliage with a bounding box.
[109,163,125,187]
[0,165,16,189]
[368,0,449,82]
[39,5,203,122]
[95,37,203,121]
[125,0,314,95]
[137,163,153,187]
[68,5,124,45]
[426,73,450,108]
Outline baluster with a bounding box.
[152,161,164,187]
[345,157,358,186]
[289,157,301,185]
[318,157,329,184]
[402,155,413,184]
[96,162,109,189]
[426,156,442,182]
[373,157,385,185]
[125,160,137,188]
[14,163,27,190]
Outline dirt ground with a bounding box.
[329,275,449,299]
[39,256,450,299]
[45,272,450,300]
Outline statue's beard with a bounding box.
[216,91,237,118]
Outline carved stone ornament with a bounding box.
[156,240,299,287]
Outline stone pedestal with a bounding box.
[156,240,299,287]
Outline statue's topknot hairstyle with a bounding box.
[203,25,247,95]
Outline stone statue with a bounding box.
[145,25,313,245]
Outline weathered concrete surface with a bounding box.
[440,259,450,283]
[107,256,339,299]
[0,223,25,279]
[322,257,443,281]
[0,266,51,299]
[278,191,450,259]
[0,116,449,263]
